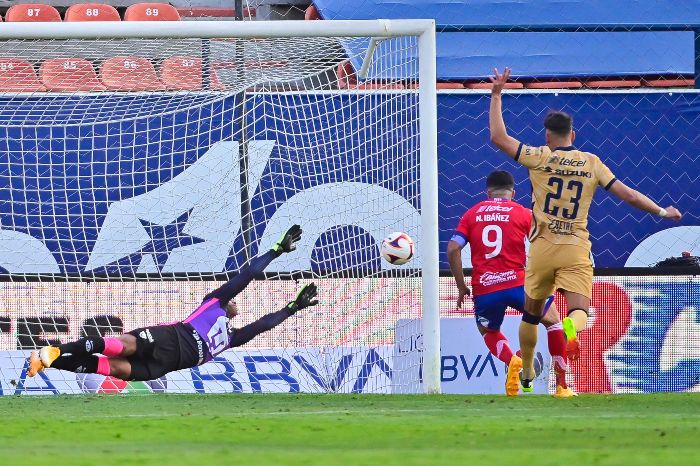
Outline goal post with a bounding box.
[0,20,440,395]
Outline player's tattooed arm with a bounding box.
[229,283,319,347]
[489,67,522,158]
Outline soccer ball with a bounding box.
[380,232,415,265]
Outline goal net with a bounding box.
[0,21,439,395]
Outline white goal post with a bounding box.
[0,20,440,394]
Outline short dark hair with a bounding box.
[543,110,573,136]
[486,170,515,191]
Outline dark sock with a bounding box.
[58,337,105,356]
[50,354,99,374]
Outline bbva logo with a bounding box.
[0,140,422,274]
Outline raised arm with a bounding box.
[229,283,319,347]
[204,225,303,305]
[607,181,682,221]
[489,67,522,158]
[447,240,470,308]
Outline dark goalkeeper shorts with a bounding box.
[126,322,201,381]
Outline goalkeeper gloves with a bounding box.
[273,224,302,254]
[287,283,319,314]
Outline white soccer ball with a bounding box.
[380,232,415,265]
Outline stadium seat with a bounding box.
[523,81,583,89]
[0,58,46,92]
[100,56,165,91]
[465,82,524,90]
[5,4,61,22]
[65,3,121,22]
[305,5,321,20]
[124,3,181,21]
[40,58,105,91]
[585,79,642,89]
[160,56,223,90]
[642,78,695,88]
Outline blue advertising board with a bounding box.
[0,91,696,274]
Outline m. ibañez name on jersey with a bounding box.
[479,270,517,287]
[476,203,513,223]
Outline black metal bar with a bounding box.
[202,39,211,90]
[234,0,251,262]
[235,0,243,21]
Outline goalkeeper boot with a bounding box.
[39,346,61,369]
[562,317,581,361]
[273,224,302,254]
[554,385,578,398]
[505,355,523,397]
[27,351,44,377]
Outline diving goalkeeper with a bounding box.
[27,225,318,381]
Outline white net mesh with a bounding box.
[0,30,433,394]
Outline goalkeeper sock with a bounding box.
[482,330,514,365]
[102,338,124,357]
[59,337,106,356]
[546,323,569,388]
[50,354,99,374]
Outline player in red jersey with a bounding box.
[447,170,574,397]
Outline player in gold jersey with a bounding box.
[488,68,682,391]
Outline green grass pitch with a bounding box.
[2,393,699,465]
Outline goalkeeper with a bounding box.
[27,225,318,382]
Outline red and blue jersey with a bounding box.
[452,198,531,296]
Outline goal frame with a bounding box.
[0,19,441,394]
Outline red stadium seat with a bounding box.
[5,4,61,22]
[305,5,321,20]
[642,78,695,88]
[65,3,121,22]
[100,56,165,91]
[124,3,180,21]
[0,58,45,92]
[40,58,105,91]
[585,79,642,89]
[465,82,524,89]
[523,81,583,89]
[160,56,223,91]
